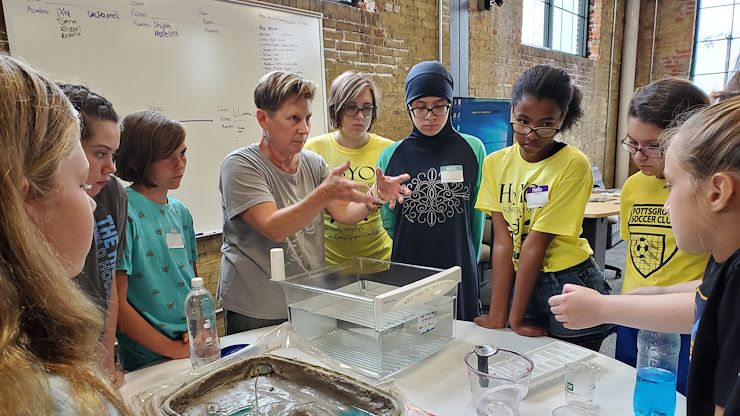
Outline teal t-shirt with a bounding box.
[116,188,198,371]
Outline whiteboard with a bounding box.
[3,0,326,235]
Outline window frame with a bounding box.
[690,0,739,93]
[522,0,590,57]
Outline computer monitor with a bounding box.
[452,97,513,154]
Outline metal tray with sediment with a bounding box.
[163,355,403,415]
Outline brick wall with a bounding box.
[196,234,223,297]
[195,233,224,334]
[254,0,447,142]
[635,0,697,87]
[468,0,623,187]
[631,0,696,176]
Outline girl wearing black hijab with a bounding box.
[377,61,486,321]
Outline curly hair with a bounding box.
[511,64,583,132]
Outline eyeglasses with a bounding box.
[620,137,663,158]
[340,104,376,118]
[408,104,451,118]
[510,122,560,138]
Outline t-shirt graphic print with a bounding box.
[627,203,677,278]
[402,167,470,227]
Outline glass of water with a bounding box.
[563,362,599,409]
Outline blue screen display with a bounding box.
[452,97,513,154]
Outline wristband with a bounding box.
[366,183,382,211]
[369,183,383,201]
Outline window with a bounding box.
[691,0,739,94]
[521,0,588,56]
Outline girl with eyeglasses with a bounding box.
[614,78,711,394]
[377,61,487,322]
[550,96,740,416]
[305,71,394,265]
[474,64,614,351]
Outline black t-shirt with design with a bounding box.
[687,249,740,415]
[378,126,486,322]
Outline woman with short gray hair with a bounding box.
[218,71,410,333]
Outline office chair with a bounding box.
[591,166,622,280]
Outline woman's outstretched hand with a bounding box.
[374,167,411,209]
[322,161,376,204]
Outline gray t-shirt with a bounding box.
[74,177,127,319]
[218,144,329,319]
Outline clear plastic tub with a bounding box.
[272,256,461,378]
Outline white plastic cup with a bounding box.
[563,362,599,409]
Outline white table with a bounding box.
[121,321,686,415]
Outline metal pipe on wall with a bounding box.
[615,0,640,187]
[449,0,470,96]
[439,0,444,62]
[649,0,658,82]
[604,0,619,186]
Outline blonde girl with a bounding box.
[0,54,127,415]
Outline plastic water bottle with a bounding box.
[184,277,221,369]
[633,330,680,416]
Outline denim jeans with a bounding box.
[525,256,616,342]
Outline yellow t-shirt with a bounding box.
[304,132,394,265]
[475,143,593,272]
[619,172,708,293]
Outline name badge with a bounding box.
[167,229,185,249]
[440,165,464,183]
[525,185,549,208]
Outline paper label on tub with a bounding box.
[393,279,459,309]
[417,311,437,335]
